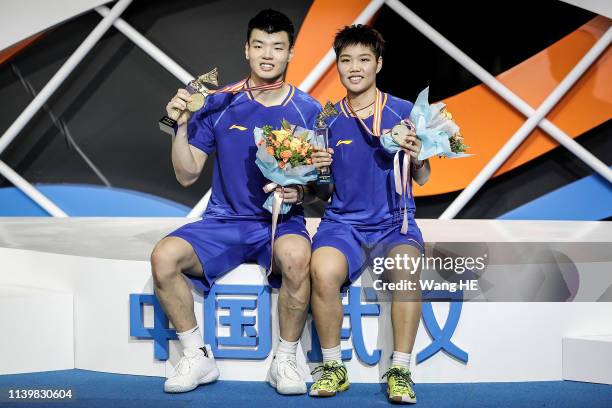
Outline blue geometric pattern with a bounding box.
[499,166,612,221]
[0,184,190,216]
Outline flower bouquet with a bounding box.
[380,86,471,159]
[254,119,318,214]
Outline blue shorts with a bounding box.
[312,218,425,287]
[166,215,310,291]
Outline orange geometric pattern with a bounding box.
[0,33,44,66]
[287,0,611,196]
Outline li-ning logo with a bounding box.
[229,124,247,131]
[336,139,353,146]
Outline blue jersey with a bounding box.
[187,84,321,220]
[324,93,415,227]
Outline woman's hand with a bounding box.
[311,147,334,169]
[391,121,423,164]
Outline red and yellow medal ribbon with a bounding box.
[343,89,386,136]
[214,77,284,94]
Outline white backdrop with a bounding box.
[0,0,110,51]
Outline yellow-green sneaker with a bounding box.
[309,361,349,397]
[383,366,417,404]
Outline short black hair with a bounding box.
[247,9,295,47]
[333,24,385,60]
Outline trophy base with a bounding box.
[159,116,179,136]
[316,174,332,185]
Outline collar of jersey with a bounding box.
[245,84,295,108]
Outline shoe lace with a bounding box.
[174,355,193,376]
[276,357,301,381]
[310,362,344,387]
[174,348,205,377]
[382,367,414,389]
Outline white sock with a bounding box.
[321,345,342,364]
[392,351,411,369]
[277,336,299,357]
[177,326,205,351]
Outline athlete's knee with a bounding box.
[150,238,182,285]
[276,238,311,274]
[279,252,311,294]
[310,253,345,294]
[386,244,423,280]
[282,267,310,293]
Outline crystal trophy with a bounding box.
[314,101,339,184]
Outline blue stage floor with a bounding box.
[1,369,611,408]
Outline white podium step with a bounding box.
[563,335,612,385]
[1,218,611,382]
[0,286,74,374]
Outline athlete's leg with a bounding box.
[274,234,312,341]
[150,236,204,333]
[386,243,422,353]
[151,236,219,393]
[383,243,422,404]
[310,246,347,348]
[309,246,350,397]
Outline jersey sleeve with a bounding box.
[187,98,216,155]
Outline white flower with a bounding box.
[290,138,302,150]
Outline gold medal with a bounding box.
[159,67,218,136]
[160,67,288,136]
[391,123,410,144]
[187,92,205,112]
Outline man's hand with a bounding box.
[311,147,334,169]
[275,185,303,204]
[166,89,193,127]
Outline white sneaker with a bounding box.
[267,354,307,395]
[164,346,220,393]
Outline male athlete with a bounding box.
[151,9,320,395]
[309,25,430,404]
